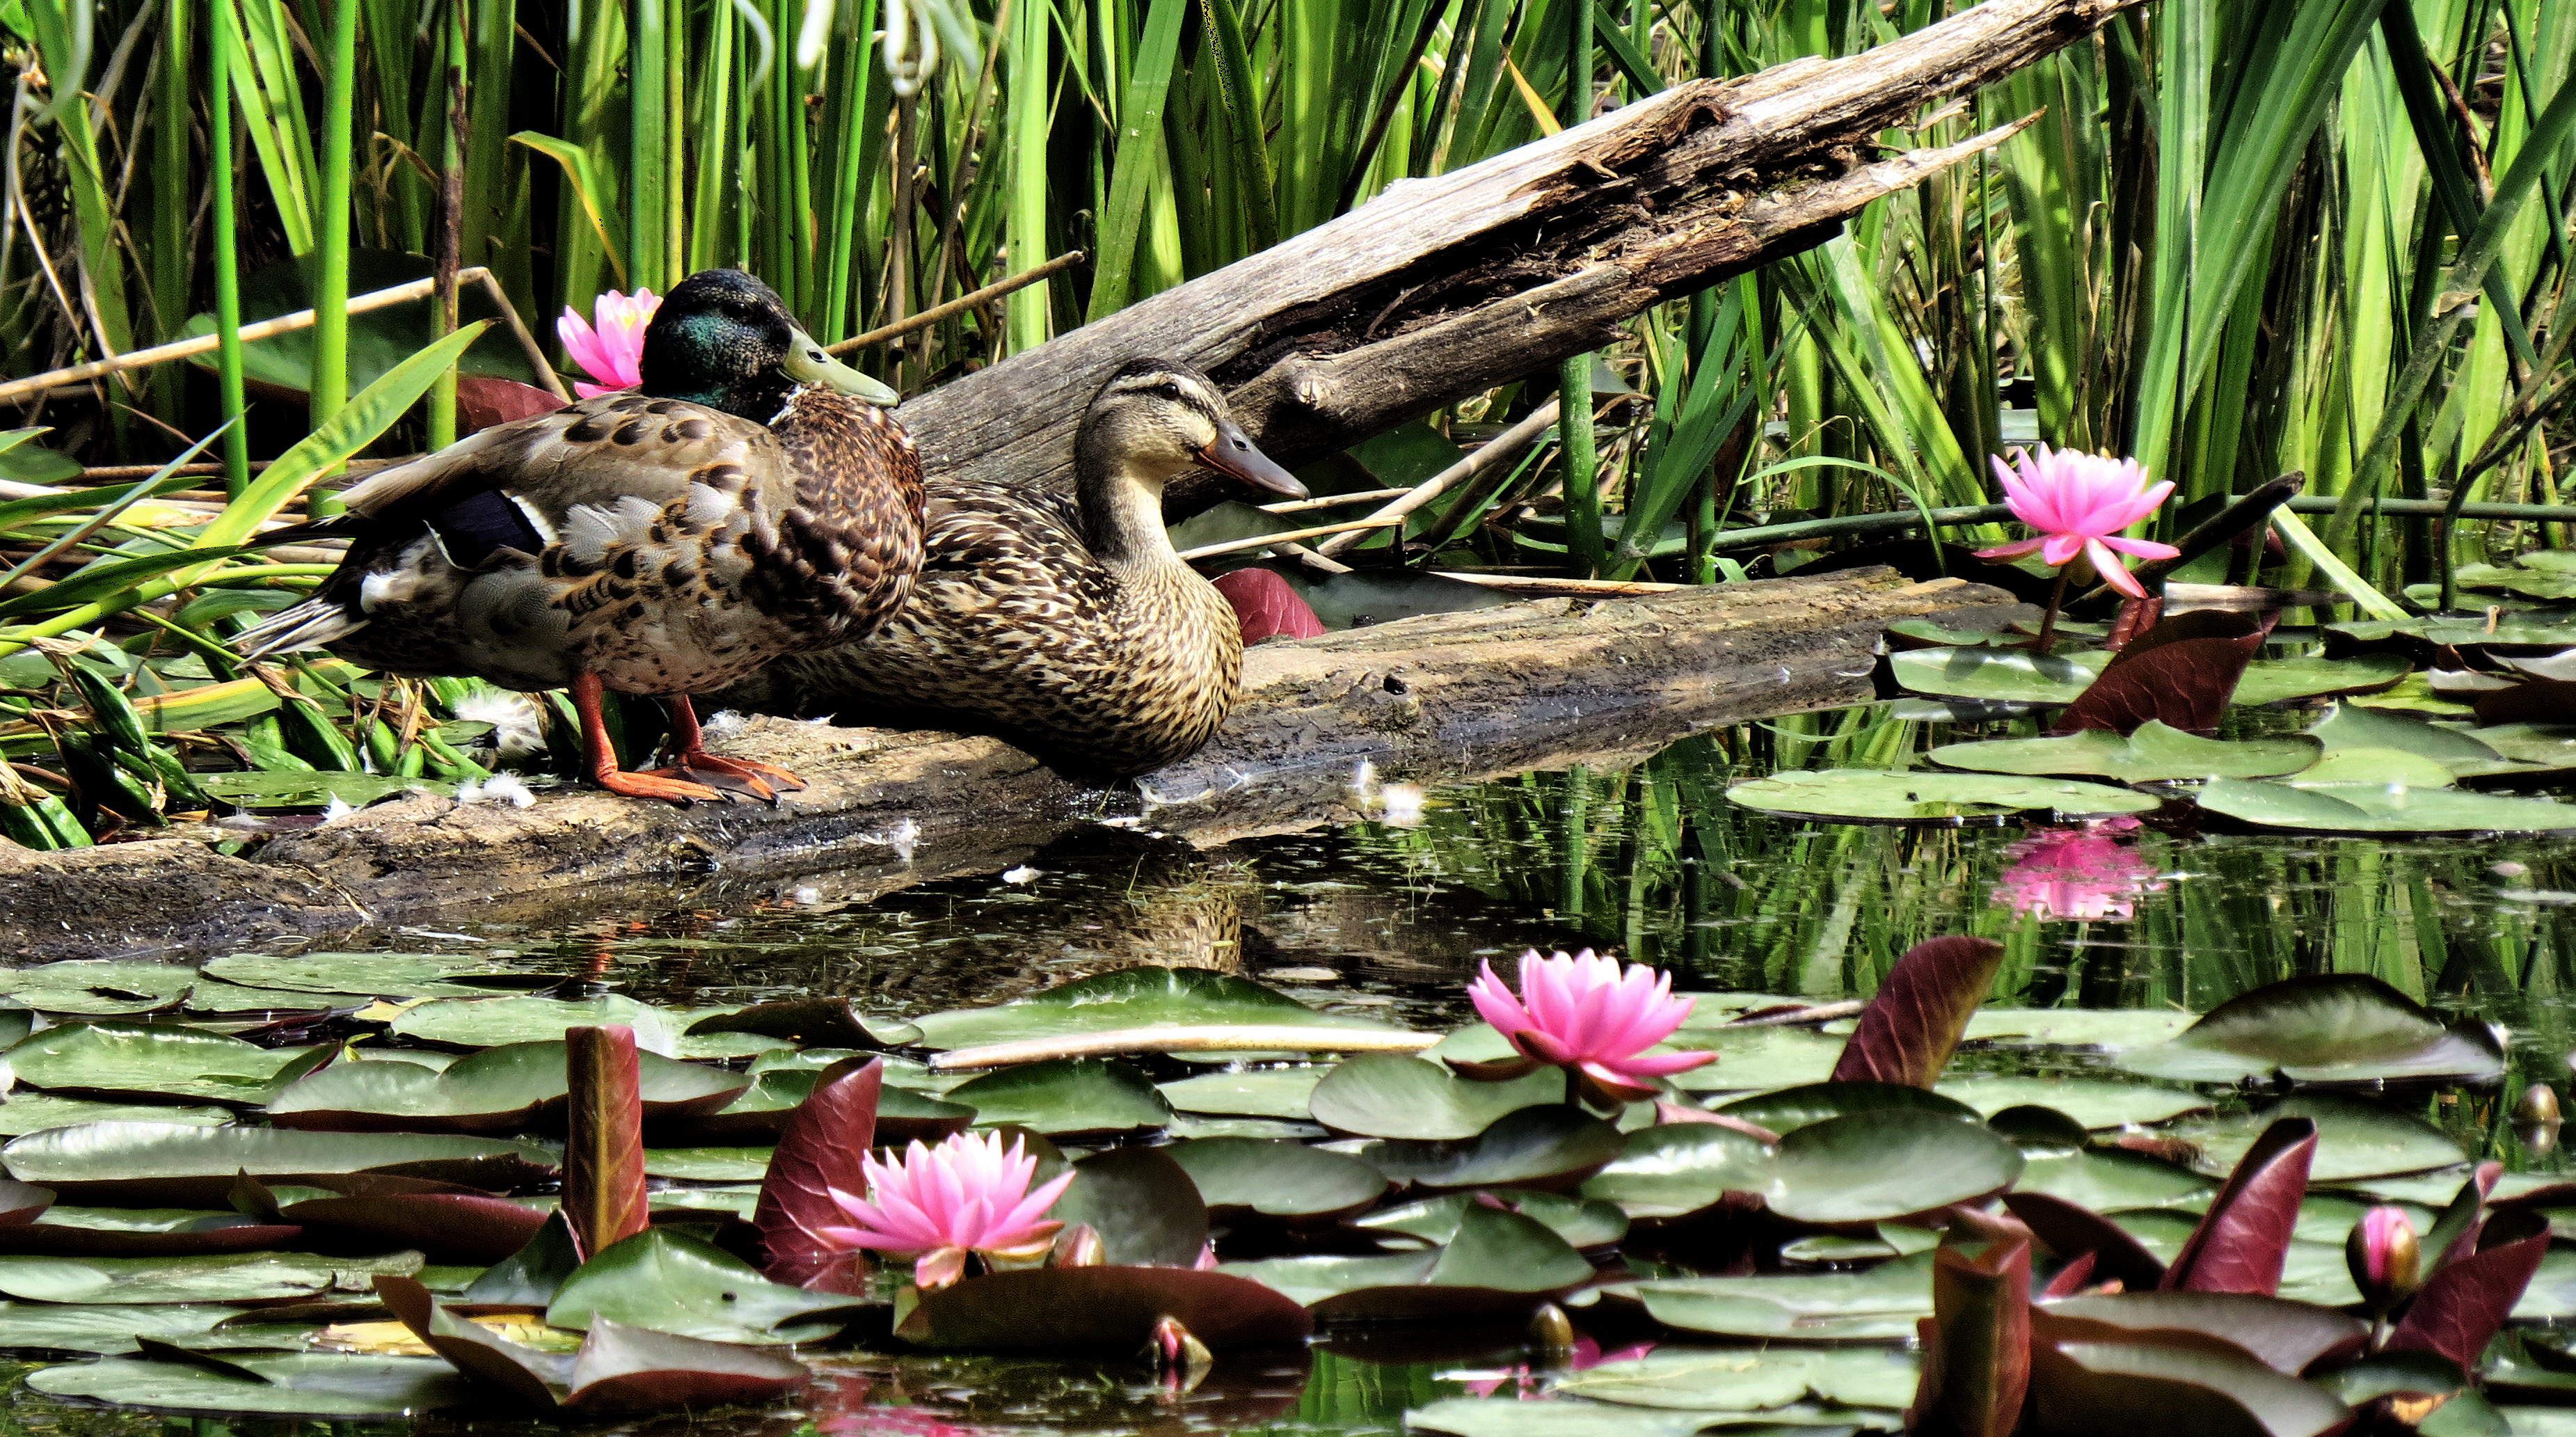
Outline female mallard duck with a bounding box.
[751,358,1303,776]
[234,269,925,804]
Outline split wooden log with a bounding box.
[0,569,2015,960]
[899,0,2144,514]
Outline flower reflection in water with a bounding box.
[1460,1337,1659,1399]
[1993,818,2166,921]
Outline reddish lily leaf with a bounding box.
[2423,1160,2503,1272]
[2104,598,2165,651]
[2056,637,2259,735]
[564,1025,651,1260]
[2003,1191,2167,1293]
[556,1316,809,1413]
[2475,678,2576,726]
[377,1273,808,1414]
[0,1180,51,1226]
[896,1267,1312,1351]
[0,1221,303,1257]
[2158,1118,2315,1296]
[2385,1216,2551,1371]
[2028,1337,2348,1437]
[2041,1250,2101,1299]
[1651,1103,1782,1143]
[283,1192,550,1264]
[753,1056,882,1294]
[2036,1292,2365,1374]
[456,377,562,435]
[1907,1234,2031,1437]
[1830,937,2007,1088]
[1209,568,1326,644]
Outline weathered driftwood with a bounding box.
[0,569,2017,960]
[900,0,2142,513]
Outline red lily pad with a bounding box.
[1210,568,1326,644]
[455,378,563,435]
[1908,1234,2030,1437]
[564,1026,650,1260]
[752,1057,881,1294]
[1831,936,2007,1088]
[2159,1118,2316,1296]
[2386,1215,2552,1371]
[895,1266,1312,1351]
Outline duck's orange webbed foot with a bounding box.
[662,696,805,803]
[570,673,726,806]
[595,766,729,804]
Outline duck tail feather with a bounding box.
[232,597,367,660]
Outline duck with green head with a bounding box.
[237,269,924,804]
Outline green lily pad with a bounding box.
[943,1058,1173,1136]
[1929,722,2321,782]
[1934,1076,2209,1129]
[0,1301,240,1356]
[0,962,193,1016]
[1725,770,2158,825]
[2446,561,2576,600]
[1628,1250,1935,1341]
[0,1096,232,1136]
[641,1147,772,1182]
[1308,1054,1569,1140]
[1161,1138,1386,1219]
[1717,1082,1981,1134]
[1890,646,2110,704]
[1663,1025,1845,1093]
[546,1229,859,1344]
[197,953,554,1001]
[907,967,1397,1050]
[2010,1148,2213,1209]
[388,995,691,1056]
[1956,1008,2198,1049]
[1765,1109,2024,1223]
[1355,1190,1628,1250]
[1362,1106,1625,1193]
[2310,703,2508,770]
[265,1040,748,1133]
[0,1250,418,1305]
[7,1024,329,1106]
[2158,1093,2465,1181]
[2287,747,2461,788]
[2233,654,2412,706]
[1404,1400,1776,1437]
[1225,1204,1593,1319]
[25,1351,475,1418]
[1156,1067,1326,1118]
[1555,1347,1922,1412]
[2195,776,2576,833]
[1580,1124,1776,1220]
[2,1122,555,1203]
[2115,974,2504,1085]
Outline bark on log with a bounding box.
[899,0,2145,514]
[0,569,2018,960]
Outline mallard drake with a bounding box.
[235,269,925,804]
[750,358,1304,776]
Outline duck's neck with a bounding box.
[1076,446,1182,573]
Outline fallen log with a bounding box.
[898,0,2144,514]
[0,569,2017,960]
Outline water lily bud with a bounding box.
[2522,1120,2561,1157]
[1527,1302,1576,1360]
[1049,1223,1106,1269]
[2345,1205,2421,1310]
[1147,1315,1212,1376]
[2519,1084,2563,1125]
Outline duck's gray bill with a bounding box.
[1201,421,1306,498]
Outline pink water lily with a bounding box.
[816,1131,1074,1289]
[557,287,661,399]
[1974,445,2179,600]
[1462,948,1715,1107]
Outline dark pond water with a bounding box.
[8,703,2576,1436]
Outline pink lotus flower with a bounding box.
[557,288,661,399]
[2346,1205,2421,1310]
[1463,949,1715,1106]
[1974,445,2180,600]
[1993,821,2165,921]
[816,1131,1074,1289]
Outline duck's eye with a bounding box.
[1156,381,1185,401]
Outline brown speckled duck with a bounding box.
[235,269,925,804]
[755,359,1304,775]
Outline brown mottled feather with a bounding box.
[251,388,923,698]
